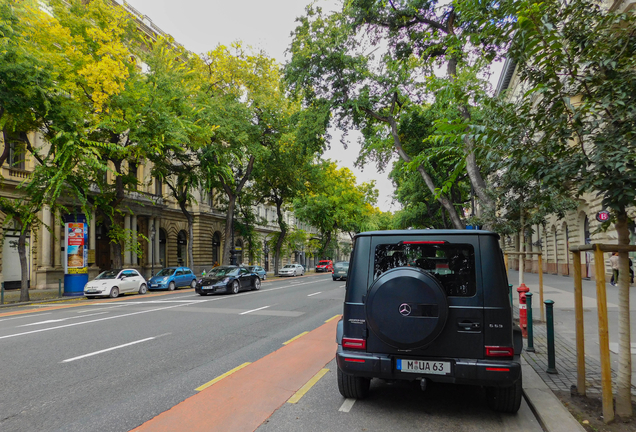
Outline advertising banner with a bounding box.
[63,214,89,296]
[66,221,88,274]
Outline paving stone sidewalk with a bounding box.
[522,318,636,397]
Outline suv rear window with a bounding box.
[373,242,476,297]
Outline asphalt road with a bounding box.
[0,273,541,432]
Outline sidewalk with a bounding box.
[0,287,83,307]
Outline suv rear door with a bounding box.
[365,233,485,360]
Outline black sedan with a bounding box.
[195,266,261,296]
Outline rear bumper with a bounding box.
[336,347,521,387]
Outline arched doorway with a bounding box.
[159,228,167,267]
[177,230,187,266]
[95,221,111,270]
[235,239,243,265]
[212,232,221,266]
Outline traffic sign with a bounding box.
[596,210,610,222]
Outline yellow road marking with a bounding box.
[325,314,341,323]
[287,368,329,404]
[195,362,251,391]
[283,331,309,345]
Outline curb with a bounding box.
[0,295,83,309]
[521,358,586,432]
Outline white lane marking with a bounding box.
[18,312,109,327]
[0,303,193,340]
[61,333,170,363]
[240,305,270,315]
[0,313,52,323]
[0,279,325,340]
[82,304,136,312]
[308,292,322,297]
[339,398,356,412]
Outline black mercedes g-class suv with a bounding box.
[336,230,522,413]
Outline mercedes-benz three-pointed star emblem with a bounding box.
[399,303,411,316]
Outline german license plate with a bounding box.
[397,359,451,375]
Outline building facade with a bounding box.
[496,0,636,281]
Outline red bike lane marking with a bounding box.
[132,318,339,432]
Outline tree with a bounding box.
[293,161,377,257]
[197,44,280,265]
[285,2,510,228]
[479,0,636,419]
[144,40,220,270]
[251,100,329,274]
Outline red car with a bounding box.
[315,260,333,272]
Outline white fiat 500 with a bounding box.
[84,269,147,299]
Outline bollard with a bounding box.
[509,284,513,307]
[517,284,530,337]
[1,281,3,305]
[58,279,62,298]
[526,292,535,352]
[545,299,558,374]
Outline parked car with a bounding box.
[248,265,267,280]
[148,267,197,291]
[195,266,261,295]
[336,230,522,413]
[278,264,305,277]
[84,269,147,298]
[332,261,349,281]
[315,260,333,272]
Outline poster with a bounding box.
[66,221,88,274]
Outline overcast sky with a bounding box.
[122,0,399,212]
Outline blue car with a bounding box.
[247,265,267,280]
[148,267,197,291]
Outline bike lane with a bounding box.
[132,317,339,432]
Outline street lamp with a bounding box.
[150,224,156,277]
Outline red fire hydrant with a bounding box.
[517,284,529,338]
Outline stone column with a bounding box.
[132,214,138,267]
[124,214,131,266]
[54,211,61,268]
[154,218,161,267]
[147,217,154,267]
[90,209,96,266]
[41,205,52,268]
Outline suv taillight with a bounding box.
[342,337,366,350]
[485,346,514,358]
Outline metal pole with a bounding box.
[509,284,513,308]
[572,249,586,396]
[58,279,62,298]
[593,245,614,423]
[1,282,4,305]
[545,299,557,374]
[526,292,535,352]
[538,253,545,322]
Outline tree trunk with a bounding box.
[222,195,236,265]
[615,210,632,419]
[18,228,29,302]
[273,201,287,276]
[386,116,464,229]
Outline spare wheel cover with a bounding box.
[366,267,448,350]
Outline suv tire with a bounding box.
[337,366,370,399]
[486,376,522,413]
